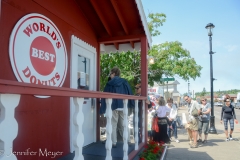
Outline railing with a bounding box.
[0,80,147,160]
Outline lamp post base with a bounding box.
[208,116,217,134]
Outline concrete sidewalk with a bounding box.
[165,106,240,160]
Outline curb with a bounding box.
[160,145,168,160]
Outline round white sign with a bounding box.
[9,13,68,87]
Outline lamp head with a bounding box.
[149,57,154,64]
[147,55,155,64]
[205,23,215,36]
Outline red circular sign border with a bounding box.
[12,15,67,87]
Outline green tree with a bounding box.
[195,89,240,97]
[148,41,202,86]
[200,87,207,97]
[100,13,202,91]
[100,51,140,92]
[148,13,166,36]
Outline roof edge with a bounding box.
[135,0,152,48]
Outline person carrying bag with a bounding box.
[184,95,201,148]
[152,117,159,132]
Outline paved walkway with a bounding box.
[165,106,240,160]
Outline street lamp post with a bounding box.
[206,23,217,134]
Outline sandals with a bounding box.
[189,140,193,145]
[190,143,198,148]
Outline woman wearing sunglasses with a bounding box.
[220,98,238,141]
[198,97,211,144]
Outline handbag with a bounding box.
[191,108,198,117]
[152,117,159,132]
[185,123,191,129]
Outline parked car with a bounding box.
[214,102,223,107]
[235,102,240,109]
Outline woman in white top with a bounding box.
[167,98,179,143]
[153,97,171,144]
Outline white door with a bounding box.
[70,35,96,151]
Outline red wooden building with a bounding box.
[0,0,151,159]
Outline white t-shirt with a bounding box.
[166,103,178,121]
[147,109,155,130]
[156,105,170,118]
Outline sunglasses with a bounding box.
[201,100,206,101]
[135,87,140,90]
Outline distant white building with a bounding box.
[148,80,181,104]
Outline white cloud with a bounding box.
[224,45,238,52]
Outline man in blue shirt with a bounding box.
[100,67,134,147]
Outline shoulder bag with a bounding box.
[191,107,199,117]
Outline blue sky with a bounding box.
[142,0,240,95]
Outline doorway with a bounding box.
[70,36,97,151]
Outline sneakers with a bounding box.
[202,140,207,144]
[229,134,233,140]
[197,139,202,143]
[175,139,180,143]
[226,138,230,142]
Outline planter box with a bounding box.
[159,145,168,160]
[134,143,168,160]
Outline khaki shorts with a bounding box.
[189,118,198,131]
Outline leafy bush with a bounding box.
[139,141,164,160]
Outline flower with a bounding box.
[139,141,164,160]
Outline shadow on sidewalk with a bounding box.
[166,148,214,160]
[216,129,225,134]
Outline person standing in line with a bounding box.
[153,97,171,144]
[198,97,211,144]
[220,98,238,141]
[100,67,134,148]
[167,98,179,143]
[184,95,201,148]
[147,106,155,141]
[133,83,150,143]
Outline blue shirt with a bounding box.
[100,76,134,114]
